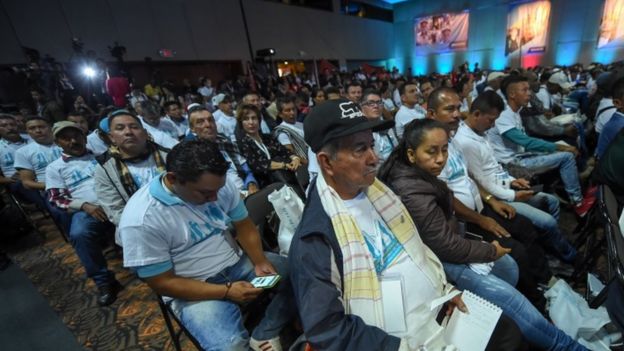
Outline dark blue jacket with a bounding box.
[288,179,401,351]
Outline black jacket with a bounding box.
[289,179,401,351]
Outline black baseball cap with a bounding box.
[304,98,394,153]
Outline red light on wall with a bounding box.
[158,49,176,58]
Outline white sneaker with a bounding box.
[250,336,282,351]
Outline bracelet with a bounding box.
[484,194,493,202]
[223,281,232,300]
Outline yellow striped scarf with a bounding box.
[316,173,449,329]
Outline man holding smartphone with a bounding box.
[454,91,577,263]
[118,140,294,351]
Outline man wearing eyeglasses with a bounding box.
[360,89,399,162]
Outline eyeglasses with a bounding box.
[361,100,383,107]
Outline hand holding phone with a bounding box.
[250,275,281,289]
[530,184,544,193]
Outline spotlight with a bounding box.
[82,66,96,78]
[256,48,276,57]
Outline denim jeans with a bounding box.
[514,151,582,203]
[169,253,295,351]
[508,192,576,261]
[68,211,115,287]
[443,259,587,350]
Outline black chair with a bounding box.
[570,203,603,282]
[155,294,204,351]
[588,185,624,312]
[244,182,284,252]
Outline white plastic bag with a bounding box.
[544,279,612,350]
[268,185,304,256]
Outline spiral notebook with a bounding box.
[444,290,502,351]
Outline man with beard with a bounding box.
[94,110,169,235]
[46,121,121,306]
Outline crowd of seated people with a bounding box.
[2,57,624,351]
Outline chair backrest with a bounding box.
[244,182,284,251]
[601,185,624,284]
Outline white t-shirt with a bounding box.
[344,192,444,348]
[0,138,30,178]
[45,153,99,204]
[307,148,319,181]
[119,175,247,282]
[395,105,425,138]
[454,123,516,202]
[536,86,552,110]
[373,129,398,163]
[86,131,109,156]
[140,120,179,149]
[13,142,62,182]
[126,155,164,189]
[595,98,617,134]
[438,141,483,212]
[213,110,237,140]
[485,106,525,164]
[164,115,189,138]
[141,117,179,141]
[276,121,304,146]
[197,86,214,97]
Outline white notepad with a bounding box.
[444,290,502,351]
[381,277,407,334]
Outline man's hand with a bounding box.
[247,183,259,195]
[446,293,468,316]
[478,215,510,238]
[556,144,579,157]
[492,240,512,259]
[488,198,516,219]
[514,190,535,202]
[254,260,277,277]
[510,178,530,190]
[226,281,263,303]
[82,203,108,222]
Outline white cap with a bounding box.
[487,71,505,82]
[211,93,228,106]
[548,71,574,90]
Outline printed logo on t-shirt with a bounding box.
[363,220,404,274]
[443,150,467,182]
[186,204,228,244]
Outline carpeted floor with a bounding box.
[1,192,601,351]
[5,214,193,351]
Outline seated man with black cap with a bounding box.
[289,99,523,350]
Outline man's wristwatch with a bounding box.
[484,194,493,203]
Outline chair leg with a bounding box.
[157,298,182,351]
[588,277,614,309]
[6,192,44,241]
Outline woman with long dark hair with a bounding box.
[378,119,587,351]
[234,104,304,197]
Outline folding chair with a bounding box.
[155,291,272,351]
[570,203,603,282]
[588,185,624,310]
[244,182,284,252]
[155,294,204,351]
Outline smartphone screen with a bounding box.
[250,275,281,289]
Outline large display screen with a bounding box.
[414,11,469,51]
[598,0,624,48]
[505,1,551,56]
